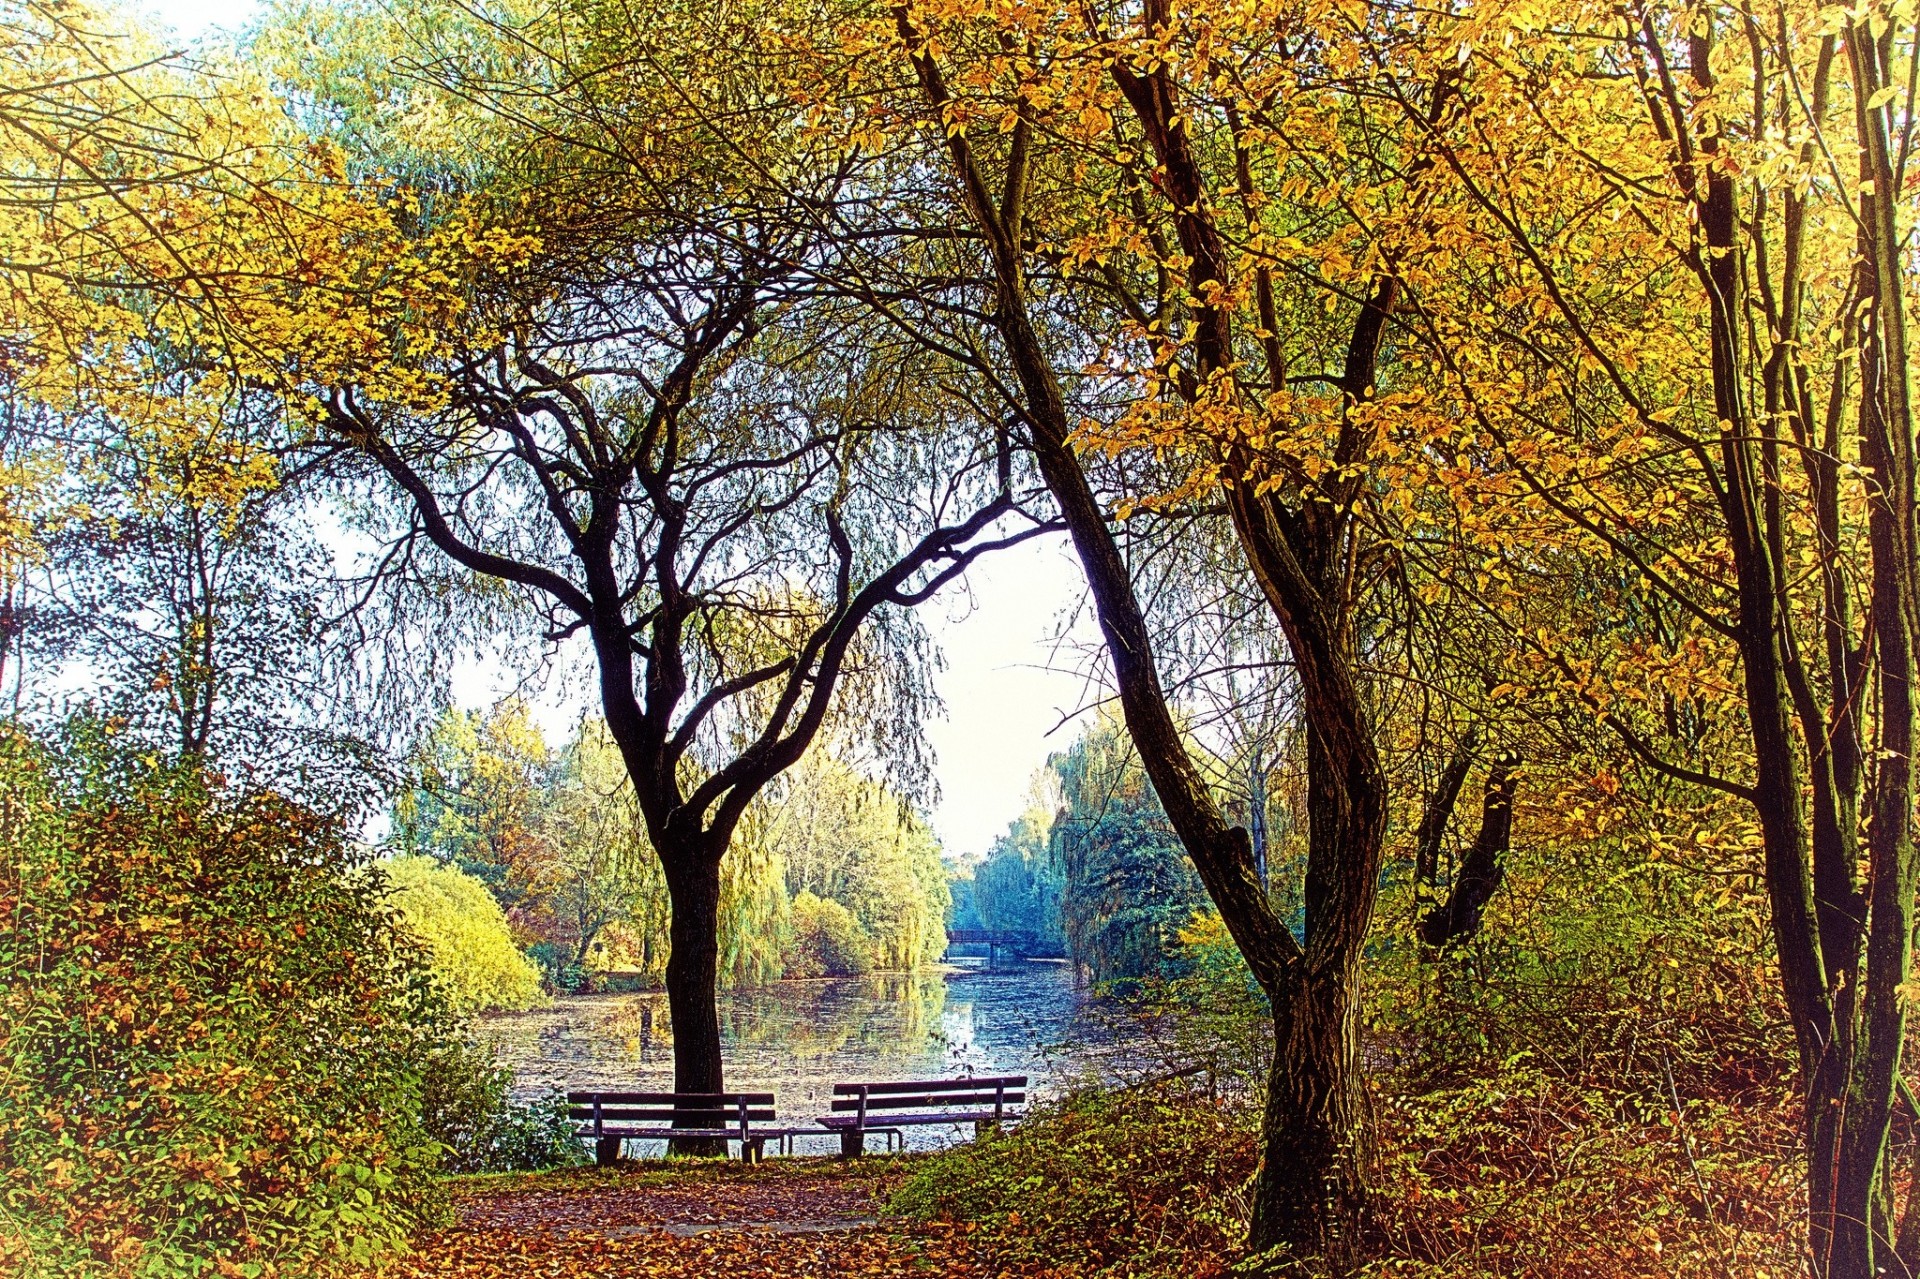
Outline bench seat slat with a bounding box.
[574,1126,751,1140]
[564,1106,775,1113]
[829,1092,1023,1112]
[568,1105,777,1114]
[831,1076,1024,1096]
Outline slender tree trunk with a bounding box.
[1249,750,1270,890]
[1414,734,1477,893]
[1420,756,1516,947]
[1827,23,1920,1269]
[1664,25,1856,1265]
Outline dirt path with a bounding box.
[384,1160,988,1278]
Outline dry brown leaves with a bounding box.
[371,1160,989,1279]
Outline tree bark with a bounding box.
[661,846,728,1156]
[1259,958,1368,1265]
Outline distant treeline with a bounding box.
[950,715,1275,987]
[390,699,949,1003]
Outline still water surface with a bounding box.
[480,958,1120,1152]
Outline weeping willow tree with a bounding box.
[733,748,950,975]
[1049,716,1210,987]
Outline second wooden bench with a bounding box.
[817,1075,1027,1156]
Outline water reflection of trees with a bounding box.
[584,998,667,1063]
[720,973,949,1059]
[563,975,952,1064]
[480,964,1125,1112]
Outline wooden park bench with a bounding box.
[566,1090,782,1165]
[817,1075,1026,1157]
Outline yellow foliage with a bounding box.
[382,855,546,1014]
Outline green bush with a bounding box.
[525,939,586,993]
[0,726,450,1278]
[1354,802,1803,1277]
[889,1084,1256,1279]
[382,854,546,1013]
[782,890,871,977]
[419,1038,587,1174]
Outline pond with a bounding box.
[479,957,1127,1153]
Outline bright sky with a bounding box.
[143,0,1110,859]
[139,0,258,43]
[916,538,1104,856]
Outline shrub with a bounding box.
[524,939,586,993]
[783,890,871,977]
[382,855,546,1012]
[888,1084,1256,1279]
[1366,1058,1800,1278]
[1117,910,1272,1095]
[0,726,449,1278]
[419,1037,587,1174]
[1354,785,1804,1276]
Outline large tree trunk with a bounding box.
[1258,959,1368,1265]
[1247,717,1382,1265]
[1229,507,1387,1267]
[661,847,728,1157]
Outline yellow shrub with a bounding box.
[382,856,546,1013]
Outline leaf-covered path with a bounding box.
[383,1161,989,1278]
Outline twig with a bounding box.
[1662,1049,1734,1274]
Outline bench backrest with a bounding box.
[566,1091,775,1134]
[829,1076,1027,1116]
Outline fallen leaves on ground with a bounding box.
[367,1160,990,1278]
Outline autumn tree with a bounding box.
[545,721,653,972]
[396,700,563,924]
[1287,2,1920,1270]
[260,0,1053,1142]
[773,0,1448,1261]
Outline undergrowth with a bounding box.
[888,1084,1256,1279]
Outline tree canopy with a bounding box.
[5,0,1919,1272]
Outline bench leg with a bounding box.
[839,1129,864,1159]
[596,1136,622,1167]
[742,1138,765,1164]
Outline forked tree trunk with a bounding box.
[1230,542,1388,1268]
[1419,756,1516,948]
